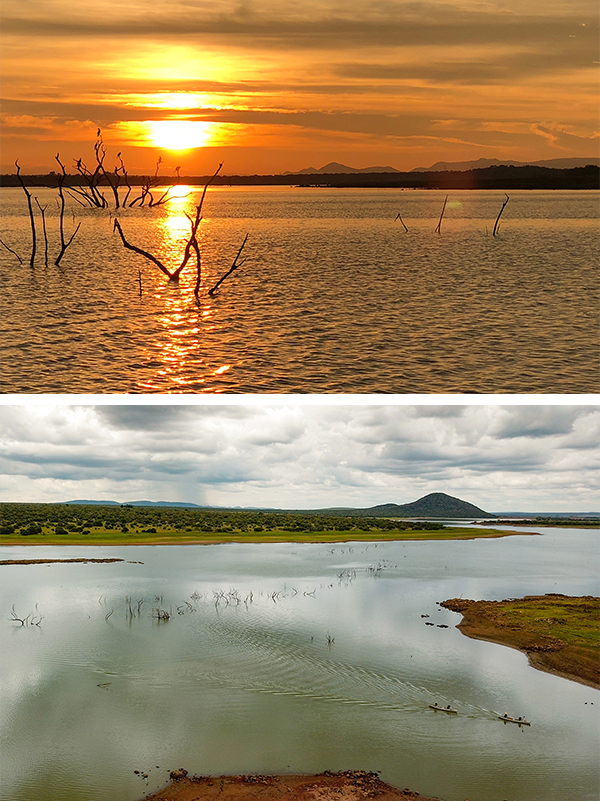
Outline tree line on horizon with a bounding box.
[0,502,445,537]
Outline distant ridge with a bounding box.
[63,494,493,516]
[66,499,204,508]
[412,157,600,172]
[283,161,400,175]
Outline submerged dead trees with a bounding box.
[114,164,250,296]
[6,158,81,267]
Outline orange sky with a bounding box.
[1,0,598,174]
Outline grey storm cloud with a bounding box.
[0,404,598,511]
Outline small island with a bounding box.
[441,594,600,688]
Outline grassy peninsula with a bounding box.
[441,594,600,688]
[0,502,525,546]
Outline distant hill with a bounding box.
[363,493,495,518]
[412,157,600,172]
[319,493,495,519]
[283,162,400,175]
[66,499,204,508]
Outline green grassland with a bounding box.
[0,502,520,546]
[441,594,600,687]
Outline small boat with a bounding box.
[429,703,457,713]
[497,713,531,726]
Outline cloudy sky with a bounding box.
[1,0,598,173]
[0,404,597,512]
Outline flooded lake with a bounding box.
[1,187,598,393]
[1,526,598,801]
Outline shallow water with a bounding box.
[0,526,598,801]
[1,187,598,393]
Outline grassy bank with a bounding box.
[441,594,600,688]
[0,525,521,546]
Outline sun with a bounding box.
[149,120,214,150]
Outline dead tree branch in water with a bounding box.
[55,155,81,266]
[394,212,408,232]
[35,198,49,266]
[15,161,36,266]
[0,237,23,264]
[434,195,448,234]
[493,193,510,237]
[94,131,121,209]
[128,156,175,208]
[114,164,224,284]
[113,218,174,279]
[208,234,249,296]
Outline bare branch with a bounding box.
[434,195,448,234]
[0,237,23,264]
[55,154,81,266]
[394,212,408,232]
[35,197,49,266]
[493,193,510,237]
[113,218,175,279]
[208,234,249,297]
[15,161,36,267]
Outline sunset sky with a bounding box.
[0,404,597,512]
[1,0,598,174]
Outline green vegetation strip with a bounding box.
[441,594,600,688]
[0,502,525,546]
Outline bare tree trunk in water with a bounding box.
[15,161,36,266]
[493,194,510,237]
[434,195,448,234]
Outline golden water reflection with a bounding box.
[134,196,237,392]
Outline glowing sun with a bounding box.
[149,120,214,150]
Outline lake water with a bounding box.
[0,526,598,801]
[1,187,598,393]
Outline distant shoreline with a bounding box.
[1,164,598,190]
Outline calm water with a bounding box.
[0,526,598,801]
[1,187,598,393]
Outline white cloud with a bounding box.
[0,404,597,511]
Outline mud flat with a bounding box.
[0,557,125,565]
[441,594,600,688]
[139,770,443,801]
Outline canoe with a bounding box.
[429,703,457,713]
[497,714,531,726]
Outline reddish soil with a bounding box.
[139,771,444,801]
[0,558,125,565]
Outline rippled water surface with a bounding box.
[1,187,598,393]
[0,527,598,801]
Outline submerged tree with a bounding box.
[113,163,249,295]
[69,132,176,210]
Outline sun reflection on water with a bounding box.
[133,198,238,393]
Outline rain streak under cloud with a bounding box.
[0,0,598,173]
[0,405,598,512]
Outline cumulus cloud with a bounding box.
[0,405,597,511]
